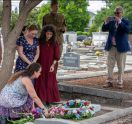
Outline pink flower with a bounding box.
[55,113,59,115]
[52,108,57,112]
[35,107,40,110]
[34,113,39,118]
[24,114,28,116]
[50,113,54,117]
[60,111,64,116]
[58,108,63,111]
[31,108,36,113]
[49,109,53,113]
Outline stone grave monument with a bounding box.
[61,52,82,70]
[63,31,78,49]
[92,27,108,46]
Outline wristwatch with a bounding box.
[41,106,47,111]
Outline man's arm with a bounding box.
[41,16,45,29]
[119,20,130,34]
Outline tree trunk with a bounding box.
[0,0,42,91]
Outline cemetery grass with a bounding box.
[62,72,132,94]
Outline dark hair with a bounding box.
[8,63,41,85]
[27,24,38,31]
[38,24,56,46]
[20,26,27,36]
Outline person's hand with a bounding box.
[43,109,49,117]
[115,16,121,22]
[26,62,32,69]
[105,16,111,23]
[49,66,54,72]
[61,26,66,31]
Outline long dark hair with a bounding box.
[8,63,41,85]
[38,24,56,46]
[20,26,27,36]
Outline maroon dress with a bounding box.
[35,39,60,102]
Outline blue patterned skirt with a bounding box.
[0,95,33,118]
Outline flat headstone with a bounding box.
[63,53,80,67]
[86,53,94,56]
[92,104,101,112]
[56,72,65,76]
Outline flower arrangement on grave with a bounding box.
[95,51,101,57]
[48,99,95,120]
[7,107,45,124]
[7,99,95,123]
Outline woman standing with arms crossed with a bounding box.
[35,25,60,107]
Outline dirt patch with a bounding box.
[103,114,132,124]
[61,72,132,94]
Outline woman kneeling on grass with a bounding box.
[0,63,48,124]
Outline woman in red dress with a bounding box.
[35,25,60,107]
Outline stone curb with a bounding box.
[34,118,79,124]
[79,107,132,124]
[58,83,132,100]
[57,67,132,81]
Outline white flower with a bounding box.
[82,106,86,109]
[62,106,65,109]
[86,110,89,114]
[73,109,77,114]
[69,100,73,102]
[89,104,92,107]
[76,99,81,103]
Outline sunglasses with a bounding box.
[114,12,122,14]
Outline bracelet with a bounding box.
[0,56,2,60]
[52,63,55,67]
[41,106,47,111]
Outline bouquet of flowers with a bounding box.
[7,107,45,124]
[48,99,95,120]
[95,51,101,56]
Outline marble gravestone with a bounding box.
[61,53,82,70]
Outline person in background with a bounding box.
[0,63,48,124]
[35,24,60,107]
[41,0,66,82]
[20,26,28,36]
[102,6,130,89]
[0,35,2,65]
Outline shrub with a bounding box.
[83,40,92,45]
[77,31,83,35]
[82,32,88,36]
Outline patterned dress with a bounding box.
[14,36,39,73]
[0,77,32,118]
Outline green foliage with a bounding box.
[0,1,3,27]
[76,31,83,35]
[83,39,92,45]
[88,24,99,36]
[82,32,88,35]
[38,0,90,31]
[14,7,18,13]
[25,7,41,32]
[10,11,19,31]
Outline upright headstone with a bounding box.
[63,53,80,67]
[61,52,82,70]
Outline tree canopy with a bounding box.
[38,0,90,31]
